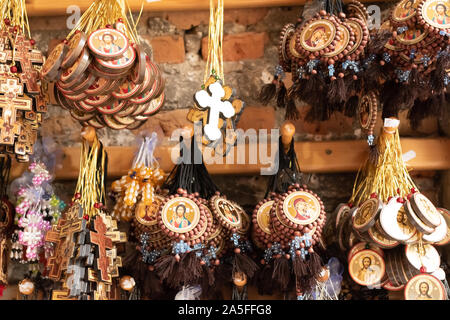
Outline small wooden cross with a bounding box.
[0,77,32,145]
[90,215,113,283]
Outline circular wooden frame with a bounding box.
[404,273,446,300]
[348,249,386,287]
[297,18,337,53]
[88,28,129,60]
[405,243,440,273]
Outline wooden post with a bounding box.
[281,121,295,153]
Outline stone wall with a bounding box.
[2,2,448,298]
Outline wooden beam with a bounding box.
[9,138,450,180]
[25,0,392,16]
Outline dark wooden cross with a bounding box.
[0,77,32,145]
[90,215,113,283]
[46,204,85,281]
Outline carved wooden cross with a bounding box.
[90,215,113,283]
[0,77,32,145]
[46,205,85,280]
[8,33,43,94]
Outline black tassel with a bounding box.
[277,80,287,108]
[292,257,308,278]
[307,251,323,276]
[256,263,275,295]
[233,252,259,279]
[285,95,299,120]
[344,95,359,117]
[154,254,177,285]
[259,76,279,105]
[327,77,347,104]
[272,256,291,292]
[368,144,379,166]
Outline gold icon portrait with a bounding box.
[215,198,241,226]
[349,250,385,286]
[405,274,446,300]
[283,191,320,225]
[300,20,335,52]
[422,0,450,28]
[161,197,200,233]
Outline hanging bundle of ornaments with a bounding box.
[251,122,329,300]
[110,132,165,222]
[42,0,165,130]
[328,118,450,300]
[0,0,47,162]
[11,159,65,272]
[123,130,256,300]
[44,127,126,300]
[187,0,245,157]
[260,0,379,121]
[375,0,450,128]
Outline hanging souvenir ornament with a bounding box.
[187,0,245,156]
[110,133,165,222]
[45,127,126,300]
[252,122,328,300]
[7,140,66,281]
[12,159,65,267]
[260,0,373,121]
[369,0,450,128]
[328,118,449,299]
[42,0,165,129]
[0,0,47,162]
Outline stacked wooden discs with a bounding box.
[252,184,327,254]
[335,192,449,298]
[42,21,164,130]
[383,0,448,74]
[133,188,251,266]
[280,6,369,81]
[157,191,213,246]
[208,193,252,256]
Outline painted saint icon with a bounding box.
[170,203,192,229]
[432,3,449,24]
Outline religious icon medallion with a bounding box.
[349,249,385,287]
[405,274,446,300]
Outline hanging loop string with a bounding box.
[204,0,224,84]
[66,0,142,44]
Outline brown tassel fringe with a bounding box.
[292,257,308,278]
[233,253,259,279]
[369,144,379,166]
[272,256,291,292]
[277,80,287,109]
[307,251,323,276]
[285,95,299,120]
[259,77,278,105]
[255,263,275,296]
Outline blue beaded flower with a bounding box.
[328,64,335,77]
[306,59,319,73]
